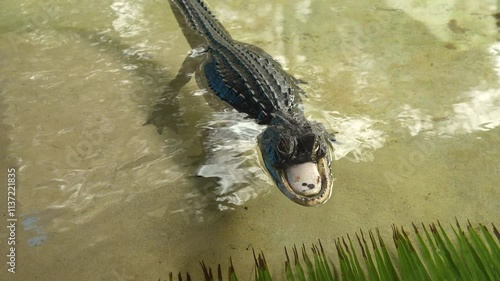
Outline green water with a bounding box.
[0,0,499,279]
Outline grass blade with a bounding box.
[170,221,500,281]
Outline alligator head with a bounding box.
[258,113,334,206]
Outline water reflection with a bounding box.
[441,89,500,135]
[395,89,500,137]
[111,0,149,38]
[1,24,196,232]
[396,42,500,137]
[318,111,386,162]
[196,111,268,207]
[396,105,434,136]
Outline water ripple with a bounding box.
[110,0,149,38]
[196,111,269,207]
[317,111,386,162]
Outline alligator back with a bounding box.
[169,0,305,124]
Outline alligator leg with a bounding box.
[144,47,207,134]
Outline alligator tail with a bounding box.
[168,0,233,48]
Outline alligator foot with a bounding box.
[144,88,185,134]
[144,50,206,134]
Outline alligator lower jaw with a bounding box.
[278,157,333,207]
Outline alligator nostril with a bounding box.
[307,184,315,189]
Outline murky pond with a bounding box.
[1,0,499,280]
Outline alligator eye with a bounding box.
[277,138,294,156]
[277,140,289,155]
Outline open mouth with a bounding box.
[276,157,333,206]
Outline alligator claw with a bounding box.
[144,92,185,135]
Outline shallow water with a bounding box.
[0,0,499,279]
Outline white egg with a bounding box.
[285,162,322,196]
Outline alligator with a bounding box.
[150,0,335,206]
